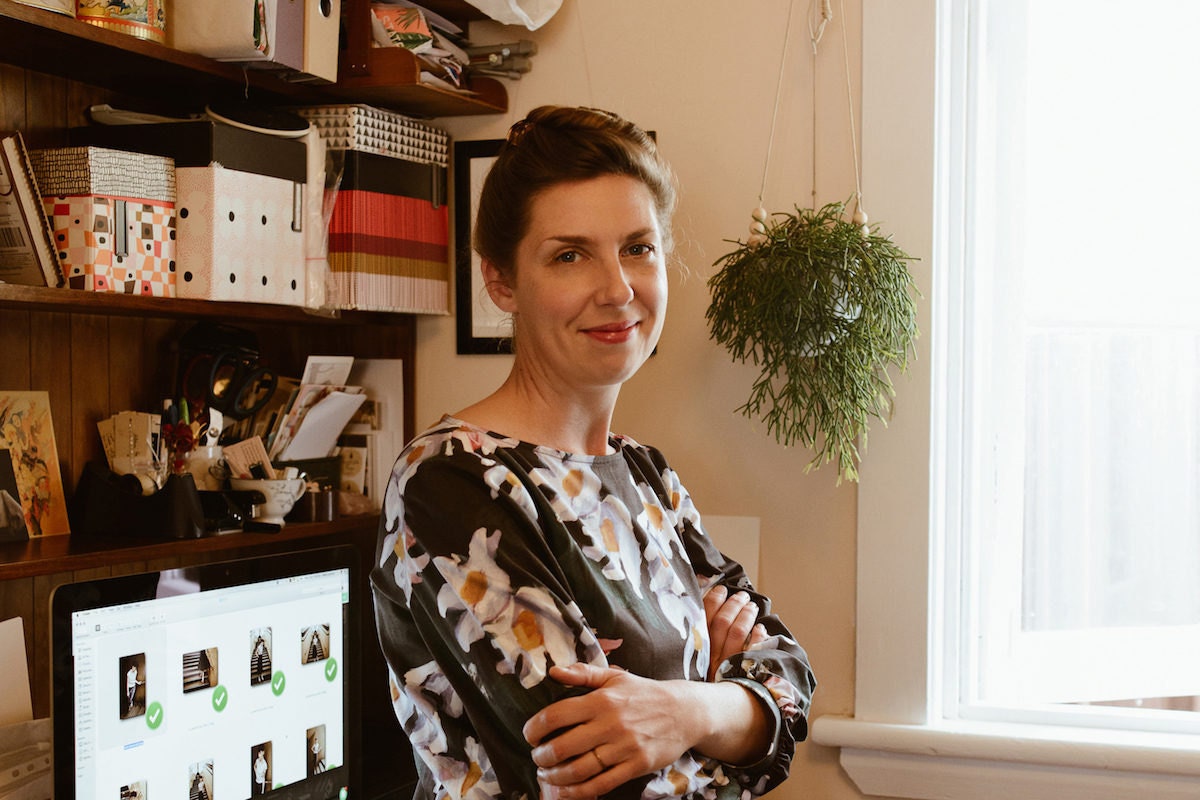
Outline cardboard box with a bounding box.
[30,146,177,297]
[326,150,448,314]
[170,0,304,71]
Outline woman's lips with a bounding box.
[582,321,639,344]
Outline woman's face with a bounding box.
[487,174,668,394]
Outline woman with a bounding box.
[372,106,815,800]
[254,749,269,795]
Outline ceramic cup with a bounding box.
[230,478,306,526]
[184,446,227,491]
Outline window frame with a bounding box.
[809,1,1200,796]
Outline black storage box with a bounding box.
[70,120,306,182]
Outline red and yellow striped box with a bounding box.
[326,151,448,314]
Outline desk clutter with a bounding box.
[73,323,403,538]
[8,102,450,314]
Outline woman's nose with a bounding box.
[597,255,635,305]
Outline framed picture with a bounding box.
[0,390,69,536]
[454,139,513,355]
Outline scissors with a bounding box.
[176,323,279,421]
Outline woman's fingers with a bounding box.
[704,587,760,680]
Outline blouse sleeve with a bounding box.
[371,439,611,799]
[641,448,818,796]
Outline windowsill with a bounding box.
[811,715,1200,799]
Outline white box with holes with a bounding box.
[174,165,306,305]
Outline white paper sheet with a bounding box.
[279,390,367,461]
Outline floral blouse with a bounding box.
[371,416,815,800]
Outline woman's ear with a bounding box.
[482,259,517,313]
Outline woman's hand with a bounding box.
[524,662,771,799]
[523,664,700,798]
[703,585,767,681]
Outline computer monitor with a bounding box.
[51,545,358,800]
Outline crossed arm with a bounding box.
[523,584,773,799]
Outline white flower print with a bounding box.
[390,663,451,758]
[385,524,429,602]
[483,464,539,519]
[579,495,645,595]
[641,752,713,799]
[434,527,603,687]
[530,462,602,523]
[437,582,486,652]
[448,424,518,456]
[458,736,502,800]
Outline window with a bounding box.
[942,0,1200,729]
[813,1,1200,797]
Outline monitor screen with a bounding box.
[52,546,358,800]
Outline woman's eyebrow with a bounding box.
[544,228,658,245]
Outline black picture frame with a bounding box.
[454,139,512,355]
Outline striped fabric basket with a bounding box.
[322,143,449,314]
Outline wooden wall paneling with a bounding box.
[66,313,109,495]
[145,317,183,408]
[28,311,80,498]
[65,80,122,130]
[0,311,31,388]
[23,71,68,149]
[107,315,165,414]
[0,63,26,131]
[30,571,66,718]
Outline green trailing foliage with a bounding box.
[706,200,919,482]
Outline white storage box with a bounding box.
[175,166,306,305]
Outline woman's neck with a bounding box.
[454,371,619,456]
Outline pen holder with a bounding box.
[71,461,207,539]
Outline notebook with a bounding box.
[51,546,358,800]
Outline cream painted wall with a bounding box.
[417,2,892,797]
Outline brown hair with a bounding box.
[473,105,677,284]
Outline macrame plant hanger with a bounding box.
[706,0,918,482]
[748,0,867,246]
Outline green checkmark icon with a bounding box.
[212,685,228,712]
[272,671,286,696]
[146,701,163,730]
[324,657,338,682]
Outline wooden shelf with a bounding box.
[330,47,508,117]
[0,283,416,326]
[334,0,507,116]
[0,514,377,580]
[0,0,508,116]
[0,515,376,578]
[0,0,312,108]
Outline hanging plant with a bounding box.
[706,200,918,483]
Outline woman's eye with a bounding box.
[554,250,579,264]
[626,243,655,257]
